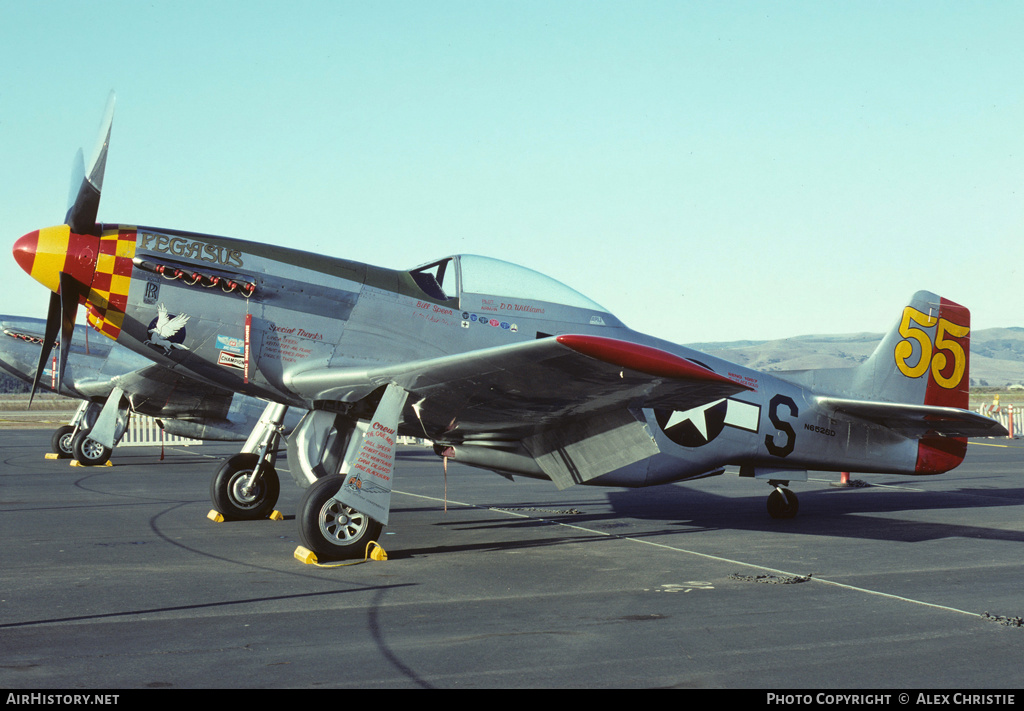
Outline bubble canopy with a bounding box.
[410,254,608,313]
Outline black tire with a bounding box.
[767,488,799,519]
[210,453,280,520]
[72,430,112,466]
[51,425,76,458]
[298,474,383,561]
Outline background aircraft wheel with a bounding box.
[51,425,76,458]
[767,488,799,519]
[71,431,111,466]
[210,453,280,520]
[298,474,383,561]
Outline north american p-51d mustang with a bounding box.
[12,96,1007,559]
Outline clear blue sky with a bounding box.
[1,1,1021,343]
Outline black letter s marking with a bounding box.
[765,394,798,457]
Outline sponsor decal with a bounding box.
[218,351,245,370]
[460,313,521,335]
[216,334,245,355]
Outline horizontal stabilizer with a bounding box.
[816,396,1008,438]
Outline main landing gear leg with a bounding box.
[766,480,799,519]
[209,402,288,520]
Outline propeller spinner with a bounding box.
[13,93,115,405]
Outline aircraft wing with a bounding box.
[287,334,753,439]
[104,365,237,421]
[816,396,1008,438]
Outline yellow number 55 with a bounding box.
[894,307,969,389]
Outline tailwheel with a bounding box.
[51,425,76,458]
[72,430,111,466]
[298,474,383,561]
[767,486,799,519]
[210,453,280,520]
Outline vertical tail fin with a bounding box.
[853,290,970,409]
[850,291,972,474]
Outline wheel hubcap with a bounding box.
[229,471,262,508]
[319,500,367,544]
[82,439,105,460]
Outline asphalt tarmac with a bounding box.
[1,430,1022,690]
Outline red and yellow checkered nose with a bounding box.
[14,224,137,340]
[13,225,99,293]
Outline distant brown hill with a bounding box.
[688,327,1024,388]
[2,328,1019,397]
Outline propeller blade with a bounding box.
[28,290,62,408]
[57,271,81,388]
[64,91,115,235]
[67,148,86,217]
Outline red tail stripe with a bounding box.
[924,297,970,409]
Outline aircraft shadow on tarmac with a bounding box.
[52,446,1022,557]
[600,483,1024,546]
[391,445,1024,555]
[392,479,1024,559]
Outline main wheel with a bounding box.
[51,425,76,458]
[72,430,112,466]
[767,488,799,519]
[210,453,280,520]
[298,474,383,561]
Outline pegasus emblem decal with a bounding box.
[145,304,190,355]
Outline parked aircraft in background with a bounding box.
[12,95,1007,559]
[0,313,301,519]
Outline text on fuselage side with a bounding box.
[139,233,244,268]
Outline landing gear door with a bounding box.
[334,384,408,526]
